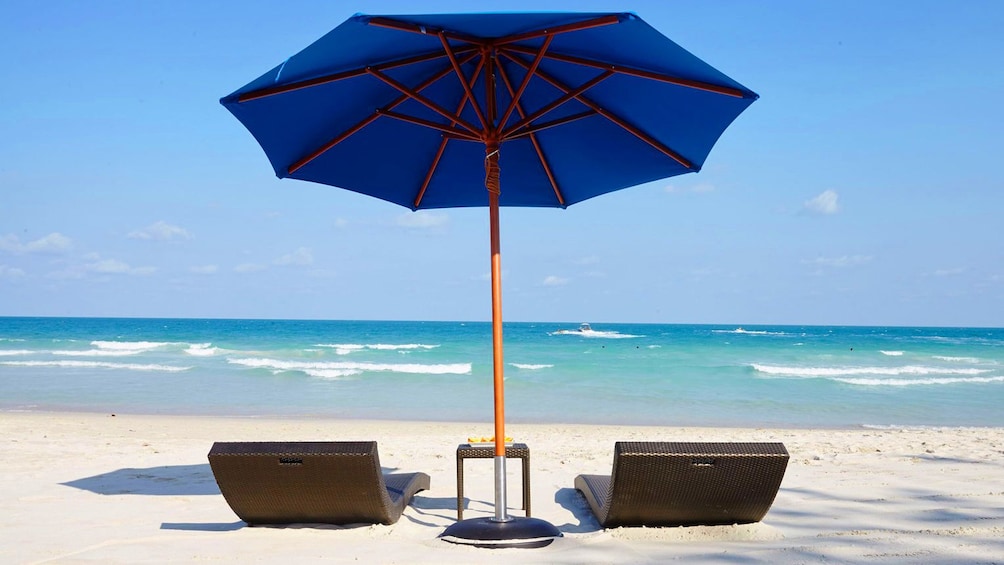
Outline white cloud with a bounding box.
[932,267,965,277]
[572,255,600,266]
[543,275,569,286]
[0,265,26,279]
[665,183,715,194]
[0,235,16,253]
[396,211,449,229]
[804,190,840,215]
[128,221,193,241]
[234,263,267,273]
[85,257,156,276]
[0,232,73,254]
[275,247,314,266]
[190,265,219,275]
[476,270,510,282]
[804,255,873,268]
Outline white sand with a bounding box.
[2,412,1003,564]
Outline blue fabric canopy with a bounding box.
[221,12,757,210]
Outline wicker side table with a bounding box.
[455,443,531,520]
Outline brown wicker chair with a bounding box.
[208,441,430,525]
[574,442,788,527]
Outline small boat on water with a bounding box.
[549,323,641,339]
[551,323,594,335]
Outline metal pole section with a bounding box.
[493,454,508,522]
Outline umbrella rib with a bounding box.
[499,68,613,139]
[366,14,620,49]
[495,61,565,206]
[501,52,695,170]
[503,44,748,98]
[415,140,449,209]
[493,14,621,46]
[438,32,488,132]
[497,35,553,131]
[367,16,489,47]
[378,110,481,140]
[287,54,479,175]
[238,47,476,103]
[504,110,597,139]
[288,113,380,175]
[414,58,487,208]
[367,68,482,137]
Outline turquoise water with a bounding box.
[1,317,1002,428]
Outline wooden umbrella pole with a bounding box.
[485,142,508,521]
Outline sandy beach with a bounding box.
[2,412,1003,564]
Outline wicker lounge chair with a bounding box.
[208,441,430,525]
[574,442,788,527]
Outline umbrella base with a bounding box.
[440,516,562,549]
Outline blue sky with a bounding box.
[2,1,1002,327]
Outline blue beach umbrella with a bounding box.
[222,11,756,547]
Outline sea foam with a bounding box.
[185,343,221,356]
[835,375,1004,387]
[51,348,145,357]
[0,360,190,372]
[510,363,553,370]
[91,340,170,352]
[316,343,439,355]
[227,357,471,375]
[752,364,992,378]
[933,355,983,363]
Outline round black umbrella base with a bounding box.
[440,516,562,549]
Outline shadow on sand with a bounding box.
[62,463,219,496]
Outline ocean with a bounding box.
[1,317,1002,428]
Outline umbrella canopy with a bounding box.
[222,12,756,209]
[222,11,756,545]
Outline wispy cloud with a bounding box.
[931,267,965,277]
[190,265,219,275]
[572,255,600,266]
[804,190,840,215]
[0,265,26,279]
[128,221,193,241]
[234,263,267,273]
[543,275,569,286]
[0,232,73,254]
[665,182,715,194]
[85,257,156,276]
[396,211,449,229]
[804,255,873,268]
[274,247,313,266]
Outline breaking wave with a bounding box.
[315,343,440,355]
[90,340,170,352]
[185,343,221,356]
[713,328,789,336]
[933,355,983,363]
[227,357,471,376]
[751,363,999,386]
[834,376,1004,387]
[0,360,190,372]
[752,364,992,378]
